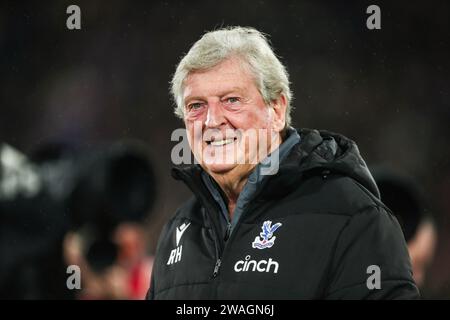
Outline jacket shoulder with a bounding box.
[287,173,384,217]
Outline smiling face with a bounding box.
[182,57,286,180]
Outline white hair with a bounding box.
[171,26,293,127]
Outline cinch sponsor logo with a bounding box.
[233,255,279,274]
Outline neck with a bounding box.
[210,164,255,219]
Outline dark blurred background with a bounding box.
[1,0,449,298]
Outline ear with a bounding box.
[270,94,287,133]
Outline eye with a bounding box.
[187,102,204,111]
[226,97,240,103]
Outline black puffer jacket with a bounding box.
[148,129,419,299]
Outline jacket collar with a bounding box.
[172,128,380,206]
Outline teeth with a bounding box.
[210,139,234,146]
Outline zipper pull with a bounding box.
[224,223,232,242]
[213,259,222,278]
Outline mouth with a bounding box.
[208,138,237,147]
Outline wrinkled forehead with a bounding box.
[182,57,256,101]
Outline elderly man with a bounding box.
[147,27,419,299]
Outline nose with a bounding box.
[205,101,226,128]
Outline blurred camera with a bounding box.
[0,141,155,299]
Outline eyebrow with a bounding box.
[184,87,245,105]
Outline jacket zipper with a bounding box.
[224,222,232,242]
[212,222,232,278]
[211,197,262,278]
[212,259,222,278]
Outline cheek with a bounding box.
[229,107,272,130]
[186,120,205,147]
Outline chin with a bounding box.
[203,162,237,175]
